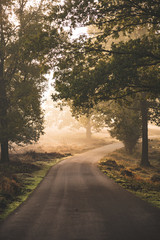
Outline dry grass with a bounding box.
[16,135,114,155]
[98,139,160,208]
[0,151,68,220]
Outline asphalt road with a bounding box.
[0,142,160,240]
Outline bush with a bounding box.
[0,196,7,208]
[105,160,118,167]
[0,176,22,198]
[151,174,160,182]
[121,169,134,177]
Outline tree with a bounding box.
[0,0,63,163]
[102,40,160,167]
[99,101,141,154]
[52,97,106,140]
[140,95,160,166]
[71,105,106,140]
[96,52,160,166]
[140,96,149,166]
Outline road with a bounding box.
[0,142,160,240]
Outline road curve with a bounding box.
[0,142,160,240]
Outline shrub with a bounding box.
[121,169,134,177]
[0,177,22,198]
[0,196,7,208]
[151,174,160,182]
[105,160,118,167]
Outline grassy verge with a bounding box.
[98,139,160,208]
[0,151,70,220]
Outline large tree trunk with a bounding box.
[0,77,9,163]
[140,98,150,167]
[1,141,9,163]
[0,9,9,163]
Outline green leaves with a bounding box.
[102,100,142,154]
[0,0,63,151]
[57,0,160,36]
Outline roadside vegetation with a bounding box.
[99,139,160,209]
[0,135,112,220]
[0,151,69,220]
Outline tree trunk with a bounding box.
[1,141,9,163]
[140,98,150,167]
[0,97,9,163]
[86,117,92,140]
[0,86,9,163]
[0,8,9,163]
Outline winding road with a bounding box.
[0,142,160,240]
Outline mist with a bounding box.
[12,84,160,155]
[38,93,112,154]
[13,87,112,155]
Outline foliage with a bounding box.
[57,0,160,45]
[97,100,141,154]
[53,47,96,108]
[107,37,160,95]
[0,0,65,162]
[53,0,160,93]
[53,34,160,109]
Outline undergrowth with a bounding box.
[98,139,160,208]
[0,151,69,220]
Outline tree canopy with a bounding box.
[57,0,160,34]
[52,0,160,103]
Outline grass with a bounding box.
[0,151,69,220]
[98,139,160,209]
[0,136,113,221]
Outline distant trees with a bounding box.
[0,0,63,163]
[71,107,106,140]
[51,98,106,140]
[97,101,141,154]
